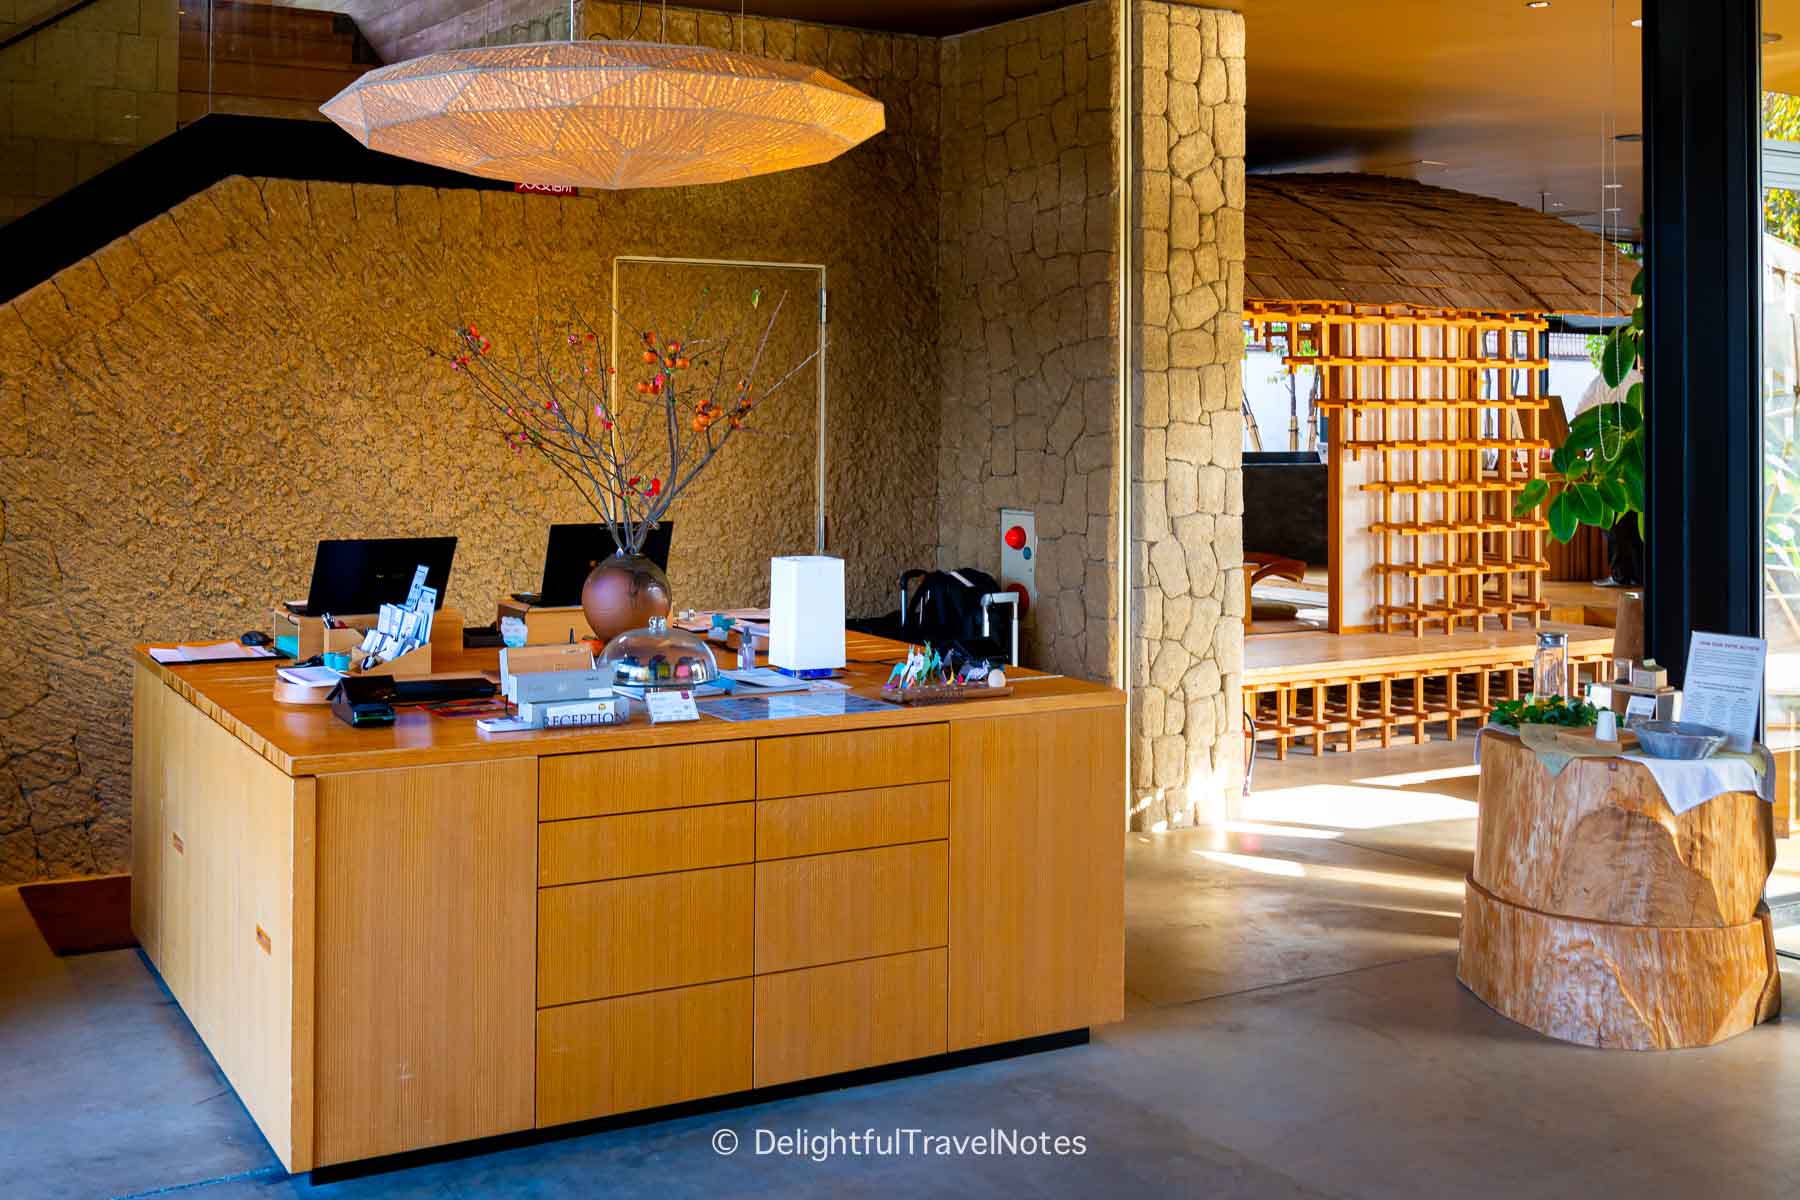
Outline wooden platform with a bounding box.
[1244,624,1615,757]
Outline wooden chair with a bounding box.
[1244,553,1307,631]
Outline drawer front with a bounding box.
[539,865,753,1006]
[537,979,751,1126]
[540,803,754,886]
[756,783,949,860]
[540,741,755,821]
[754,949,947,1087]
[755,842,947,973]
[756,724,949,799]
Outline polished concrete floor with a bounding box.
[7,737,1800,1198]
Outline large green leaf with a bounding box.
[1624,466,1646,513]
[1563,421,1600,454]
[1600,328,1634,388]
[1631,269,1646,296]
[1571,483,1606,525]
[1599,475,1632,514]
[1513,478,1550,514]
[1626,381,1644,413]
[1547,491,1579,543]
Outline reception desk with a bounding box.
[129,636,1125,1171]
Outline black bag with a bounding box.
[906,568,999,640]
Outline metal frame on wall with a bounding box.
[1642,0,1765,682]
[610,255,830,554]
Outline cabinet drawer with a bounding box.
[540,803,754,886]
[540,741,755,821]
[754,842,947,973]
[754,950,947,1087]
[539,865,753,1006]
[537,979,751,1126]
[756,724,948,799]
[756,783,948,860]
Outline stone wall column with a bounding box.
[1128,0,1244,830]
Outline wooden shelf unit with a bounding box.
[1249,301,1554,638]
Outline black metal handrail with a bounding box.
[0,0,107,54]
[0,114,512,303]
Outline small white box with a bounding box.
[769,555,846,674]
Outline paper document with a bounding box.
[276,665,344,686]
[1683,631,1767,750]
[150,642,278,664]
[721,668,810,692]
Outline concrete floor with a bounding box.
[7,737,1800,1198]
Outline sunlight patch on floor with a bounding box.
[1192,847,1466,896]
[1240,783,1479,830]
[1348,764,1481,788]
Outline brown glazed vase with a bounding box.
[581,551,673,645]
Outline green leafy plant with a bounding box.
[1489,695,1599,729]
[1513,266,1646,543]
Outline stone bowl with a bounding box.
[1633,720,1727,760]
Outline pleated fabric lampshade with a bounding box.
[319,41,886,190]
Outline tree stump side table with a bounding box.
[1457,731,1782,1050]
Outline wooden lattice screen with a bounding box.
[1248,302,1552,637]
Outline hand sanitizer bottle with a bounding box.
[738,628,757,672]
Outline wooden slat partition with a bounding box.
[1250,301,1554,638]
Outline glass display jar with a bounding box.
[1532,631,1570,700]
[597,616,720,689]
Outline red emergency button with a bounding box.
[1006,582,1031,617]
[1004,525,1028,550]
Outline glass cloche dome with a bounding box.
[597,616,721,689]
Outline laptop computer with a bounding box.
[516,523,674,608]
[287,537,457,617]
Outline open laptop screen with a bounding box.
[299,537,457,616]
[539,523,673,607]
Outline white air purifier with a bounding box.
[769,555,846,676]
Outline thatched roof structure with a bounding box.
[1244,173,1634,317]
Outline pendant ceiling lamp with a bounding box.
[319,37,885,190]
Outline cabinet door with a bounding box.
[754,842,947,973]
[537,980,752,1126]
[949,708,1125,1050]
[753,949,946,1087]
[313,759,537,1166]
[539,866,754,1005]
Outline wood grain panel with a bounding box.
[756,724,949,798]
[949,709,1125,1050]
[130,664,309,1169]
[539,803,754,886]
[1458,877,1780,1049]
[540,741,755,820]
[756,783,949,860]
[754,842,947,973]
[753,949,947,1087]
[314,759,537,1166]
[536,980,751,1126]
[539,866,753,1005]
[1474,733,1772,926]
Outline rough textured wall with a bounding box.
[0,0,180,225]
[935,0,1118,681]
[1129,1,1245,830]
[0,16,940,880]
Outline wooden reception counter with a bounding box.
[129,636,1125,1171]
